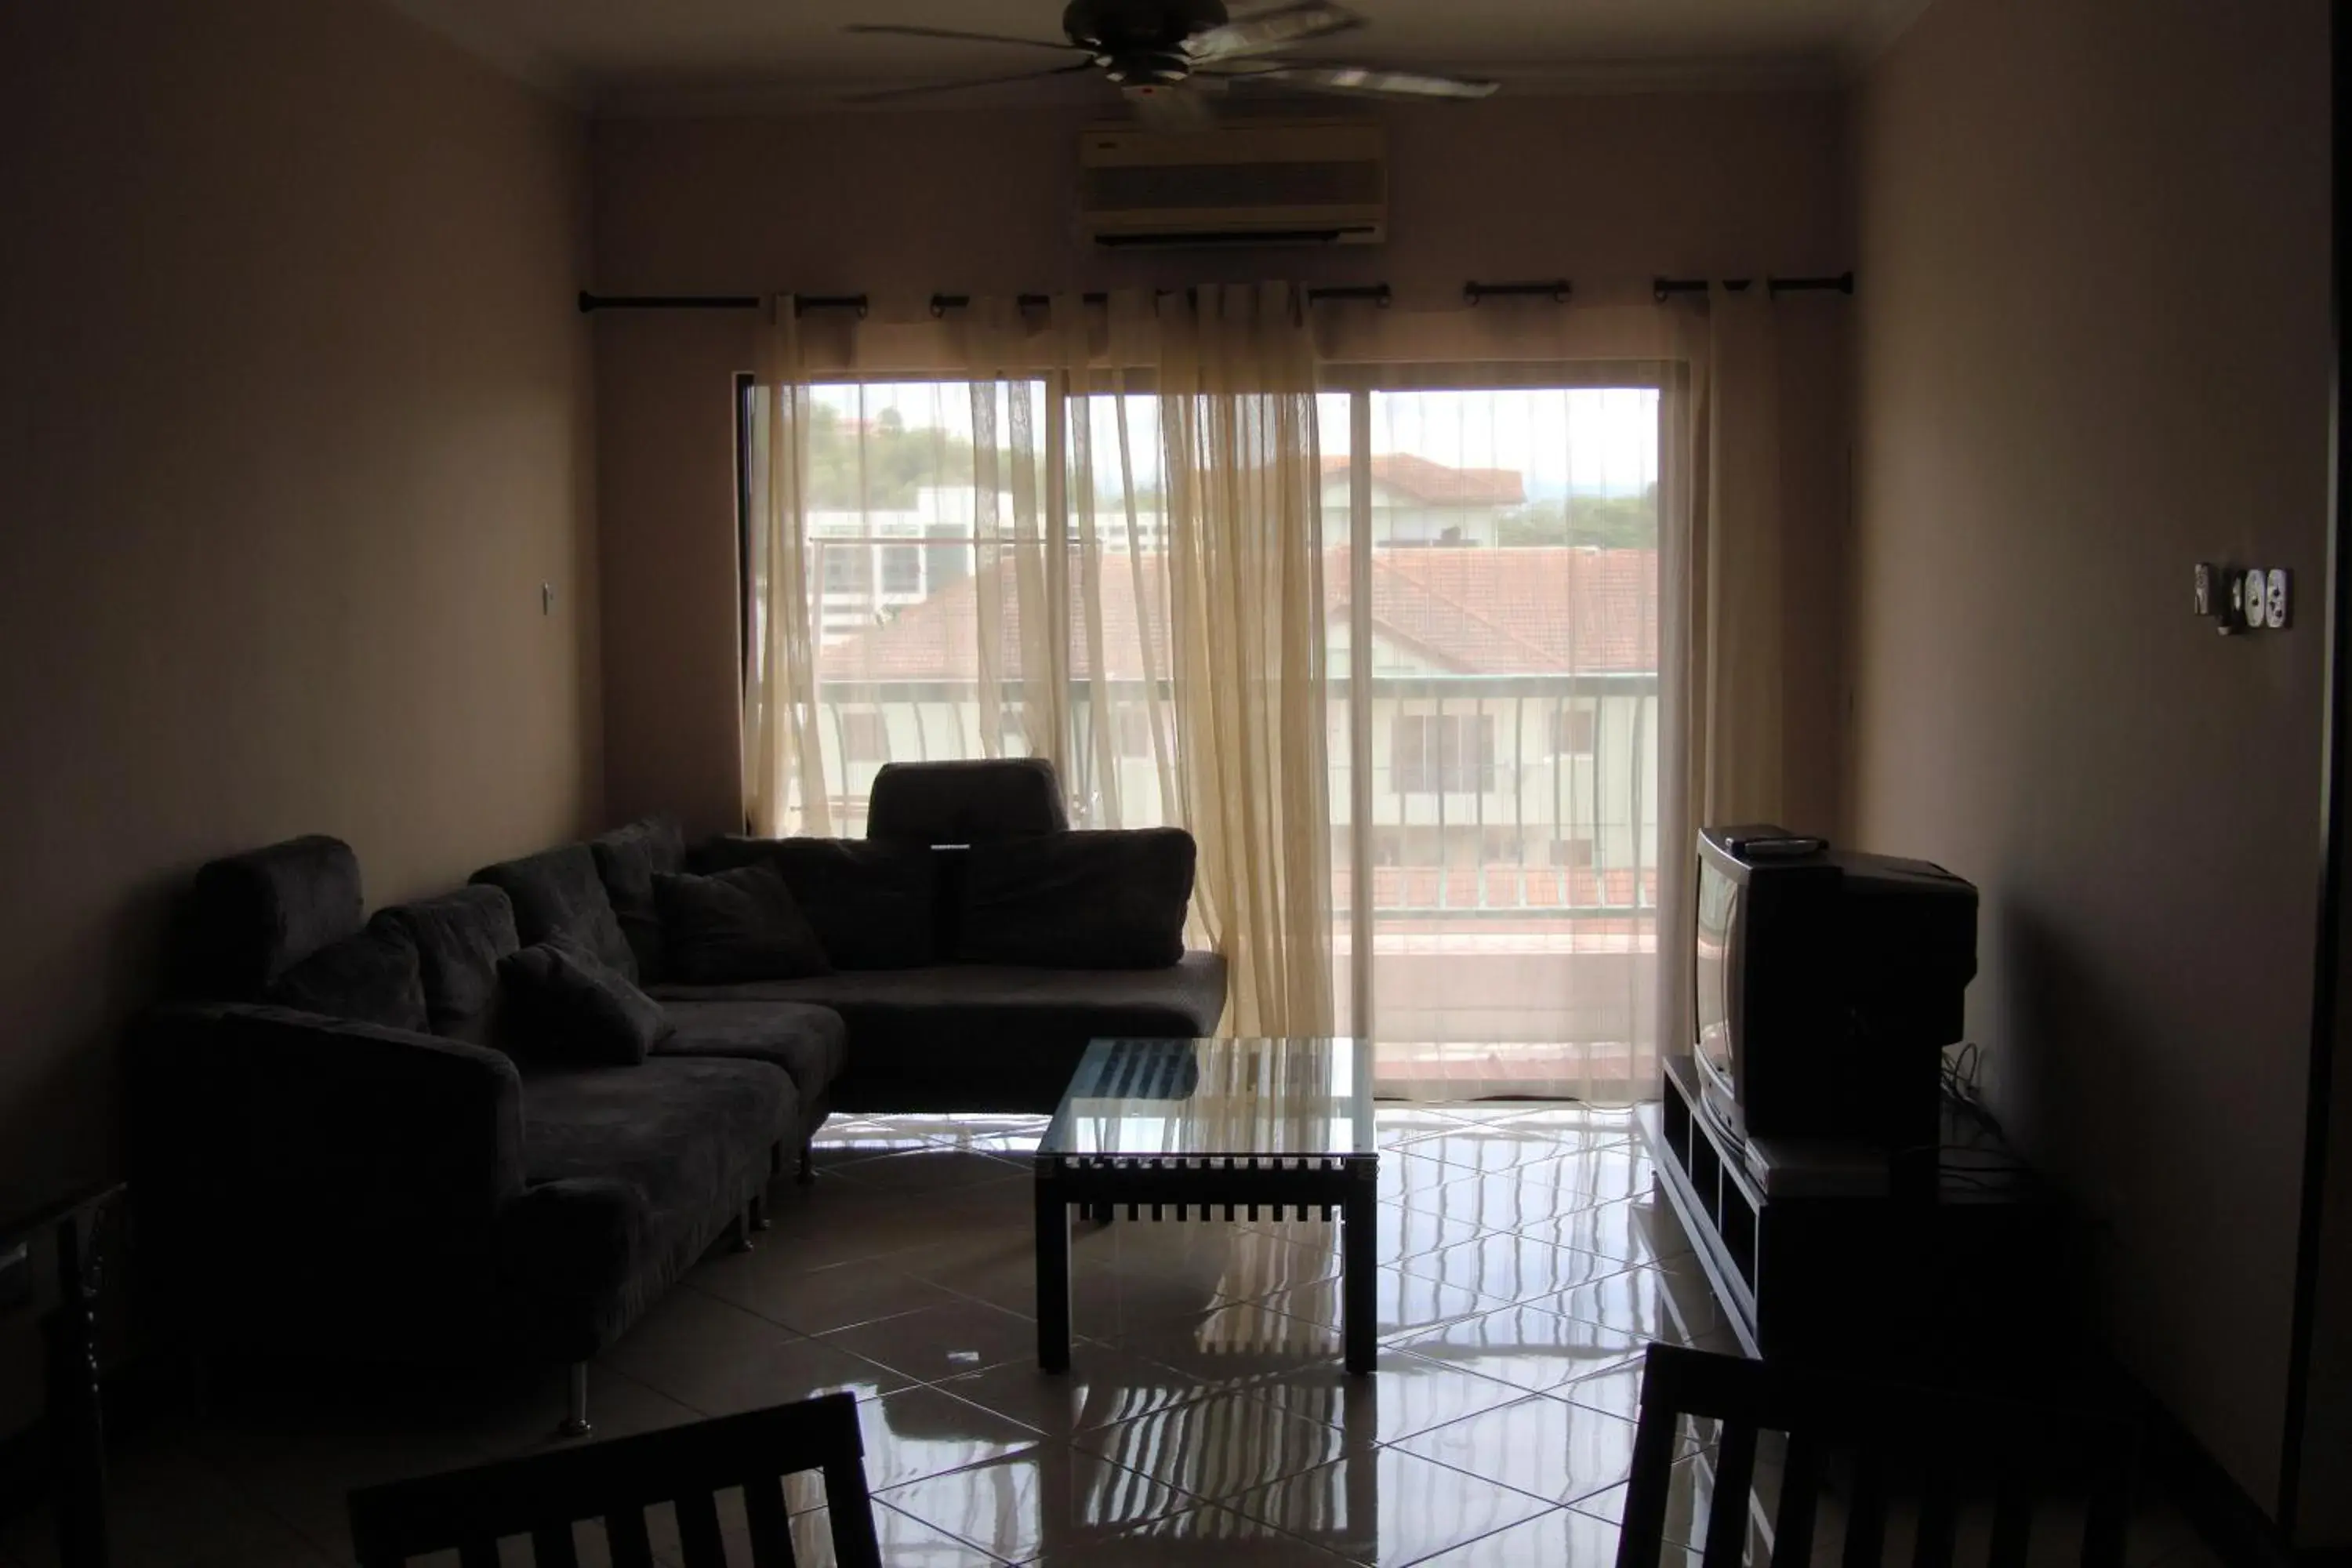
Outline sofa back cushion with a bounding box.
[691,837,937,970]
[263,913,429,1033]
[653,865,833,985]
[183,834,365,998]
[867,758,1068,847]
[590,815,686,982]
[957,829,1196,970]
[381,886,520,1044]
[470,844,635,981]
[499,938,670,1066]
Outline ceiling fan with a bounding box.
[842,0,1498,113]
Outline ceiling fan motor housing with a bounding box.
[1062,0,1226,82]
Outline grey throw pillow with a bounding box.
[958,829,1195,969]
[264,915,430,1033]
[653,864,834,985]
[498,937,671,1066]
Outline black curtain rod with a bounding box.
[577,291,869,317]
[581,274,1852,315]
[1653,271,1856,300]
[579,286,1388,318]
[926,283,1391,316]
[1464,279,1573,305]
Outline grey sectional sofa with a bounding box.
[128,758,1225,1432]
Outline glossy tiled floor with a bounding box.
[2,1106,2223,1566]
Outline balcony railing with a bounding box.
[804,671,1660,920]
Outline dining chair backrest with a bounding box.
[347,1390,880,1568]
[1614,1343,2138,1568]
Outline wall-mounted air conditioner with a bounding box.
[1077,121,1387,248]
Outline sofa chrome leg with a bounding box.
[733,1203,756,1252]
[558,1363,592,1439]
[751,1191,771,1231]
[797,1145,816,1186]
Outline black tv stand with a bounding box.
[1644,1054,2071,1363]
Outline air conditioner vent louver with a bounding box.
[1082,159,1385,211]
[1079,122,1387,248]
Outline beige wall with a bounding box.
[1849,0,2328,1515]
[0,0,601,1200]
[589,93,1854,835]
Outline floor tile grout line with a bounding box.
[1389,1504,1575,1568]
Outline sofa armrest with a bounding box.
[129,1002,528,1241]
[495,1178,649,1361]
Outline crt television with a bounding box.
[1693,825,1977,1150]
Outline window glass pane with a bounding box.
[1345,385,1661,1097]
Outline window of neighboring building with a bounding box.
[880,546,922,595]
[1550,707,1597,757]
[838,711,889,764]
[1549,837,1595,869]
[1392,713,1496,793]
[822,543,868,593]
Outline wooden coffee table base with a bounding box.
[1033,1156,1380,1375]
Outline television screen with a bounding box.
[1694,858,1738,1087]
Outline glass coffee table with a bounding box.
[1035,1036,1379,1374]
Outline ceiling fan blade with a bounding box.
[1218,62,1499,99]
[1181,1,1364,62]
[844,23,1089,53]
[842,60,1099,104]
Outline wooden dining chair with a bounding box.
[1614,1342,2138,1568]
[347,1390,880,1568]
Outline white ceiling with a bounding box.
[385,0,1933,113]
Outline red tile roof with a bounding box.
[821,546,1656,680]
[1320,453,1526,506]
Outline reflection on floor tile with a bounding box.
[879,1446,1196,1563]
[53,1107,2215,1568]
[1391,1301,1651,1396]
[1221,1444,1559,1567]
[1389,1391,1646,1508]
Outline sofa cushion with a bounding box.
[184,835,365,997]
[655,1000,847,1109]
[382,886,520,1045]
[650,952,1228,1112]
[499,938,671,1067]
[263,913,429,1033]
[517,1057,793,1328]
[691,837,937,970]
[866,757,1067,847]
[654,865,833,985]
[591,816,686,983]
[471,844,636,981]
[958,829,1195,969]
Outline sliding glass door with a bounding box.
[1320,379,1661,1100]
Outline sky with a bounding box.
[812,381,1663,501]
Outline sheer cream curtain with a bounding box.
[742,296,830,837]
[1160,284,1334,1037]
[1657,282,1793,1073]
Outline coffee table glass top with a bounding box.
[1039,1037,1377,1161]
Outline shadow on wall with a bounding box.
[1,866,204,1197]
[1988,901,2142,1315]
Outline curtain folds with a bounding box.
[742,297,830,838]
[1160,285,1335,1037]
